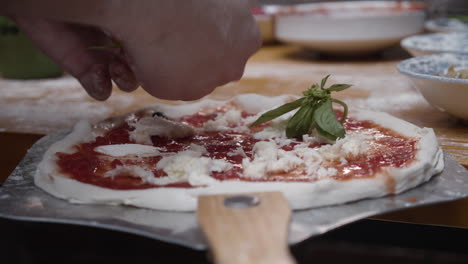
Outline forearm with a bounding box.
[0,0,109,26]
[0,0,190,33]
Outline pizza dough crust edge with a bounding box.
[34,94,444,211]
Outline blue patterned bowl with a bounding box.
[424,18,468,33]
[397,53,468,120]
[401,32,468,57]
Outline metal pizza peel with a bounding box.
[1,129,467,258]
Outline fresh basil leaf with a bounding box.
[320,75,330,90]
[316,125,338,141]
[327,84,352,92]
[314,99,345,140]
[249,97,305,127]
[332,98,348,124]
[286,104,315,138]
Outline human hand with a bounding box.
[12,0,261,101]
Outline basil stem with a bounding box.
[88,40,122,51]
[331,98,348,124]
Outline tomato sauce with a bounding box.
[56,111,417,190]
[331,118,417,182]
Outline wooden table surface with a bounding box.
[0,44,467,227]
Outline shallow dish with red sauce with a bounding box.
[274,1,425,55]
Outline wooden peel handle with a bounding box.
[197,192,296,264]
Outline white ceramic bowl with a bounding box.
[252,6,277,44]
[401,32,468,57]
[397,53,468,120]
[424,18,468,33]
[274,1,425,55]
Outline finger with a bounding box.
[78,63,112,101]
[13,17,113,100]
[109,59,139,93]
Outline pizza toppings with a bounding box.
[241,130,374,180]
[101,145,232,187]
[202,109,245,132]
[318,132,372,161]
[128,115,195,145]
[156,145,232,186]
[103,165,162,184]
[95,144,162,157]
[242,140,304,179]
[55,104,418,190]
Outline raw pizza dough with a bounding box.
[34,94,444,211]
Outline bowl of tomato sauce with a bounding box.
[274,1,426,55]
[251,5,279,44]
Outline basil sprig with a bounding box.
[88,39,123,50]
[250,75,351,141]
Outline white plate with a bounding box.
[274,1,425,55]
[397,53,468,120]
[401,32,468,57]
